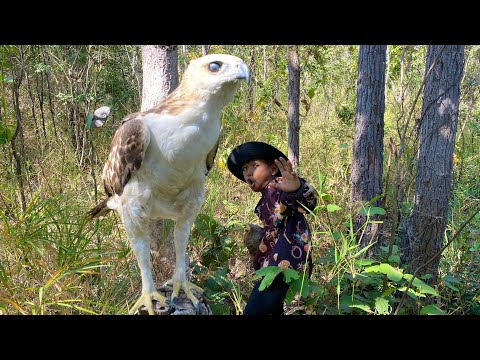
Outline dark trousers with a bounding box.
[243,274,289,315]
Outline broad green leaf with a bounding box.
[444,282,459,292]
[443,274,461,284]
[397,286,425,299]
[382,287,397,297]
[86,112,93,129]
[403,274,439,296]
[364,263,403,282]
[375,297,391,315]
[378,263,403,282]
[380,244,398,254]
[388,255,400,265]
[364,265,380,273]
[282,268,300,283]
[194,213,218,239]
[360,206,386,216]
[354,258,376,266]
[327,204,341,212]
[320,193,332,201]
[350,304,373,313]
[339,143,349,149]
[256,267,282,291]
[420,304,445,315]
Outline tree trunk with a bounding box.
[287,46,300,170]
[201,45,210,56]
[402,45,465,284]
[141,45,178,112]
[10,49,27,214]
[350,45,387,249]
[248,46,255,120]
[140,45,183,285]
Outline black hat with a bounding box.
[227,141,288,182]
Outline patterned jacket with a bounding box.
[252,177,317,276]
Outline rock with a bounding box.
[243,223,264,256]
[138,284,212,315]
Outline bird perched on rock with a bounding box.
[87,54,249,314]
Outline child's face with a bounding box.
[241,159,278,192]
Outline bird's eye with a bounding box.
[208,62,221,72]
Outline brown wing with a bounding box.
[206,137,220,173]
[102,117,148,197]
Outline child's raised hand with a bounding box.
[268,157,301,193]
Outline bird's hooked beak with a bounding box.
[237,62,250,84]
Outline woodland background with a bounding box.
[0,45,478,315]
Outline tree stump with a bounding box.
[138,284,212,315]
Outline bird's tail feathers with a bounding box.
[85,198,112,221]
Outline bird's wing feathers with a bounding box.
[206,137,220,173]
[102,116,149,197]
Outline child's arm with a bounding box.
[268,157,317,213]
[280,177,318,213]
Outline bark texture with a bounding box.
[402,45,465,284]
[288,46,300,170]
[350,45,387,249]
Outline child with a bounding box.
[227,141,317,315]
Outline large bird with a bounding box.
[87,54,249,314]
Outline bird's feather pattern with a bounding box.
[87,54,249,314]
[102,117,148,197]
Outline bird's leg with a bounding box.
[127,227,167,315]
[168,218,204,313]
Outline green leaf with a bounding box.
[326,204,341,212]
[0,123,13,145]
[443,274,461,292]
[364,263,403,282]
[354,258,376,266]
[339,143,349,149]
[350,304,373,313]
[379,263,403,282]
[374,297,391,315]
[85,112,93,129]
[194,213,218,239]
[359,206,386,216]
[285,277,310,303]
[307,88,315,99]
[364,265,380,273]
[255,266,282,291]
[320,193,332,201]
[397,286,425,299]
[282,268,300,283]
[387,255,400,265]
[420,304,445,315]
[403,274,438,296]
[444,282,459,292]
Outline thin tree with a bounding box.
[201,45,210,56]
[350,45,387,249]
[402,45,465,284]
[288,46,300,169]
[140,45,180,284]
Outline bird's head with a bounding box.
[181,54,250,106]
